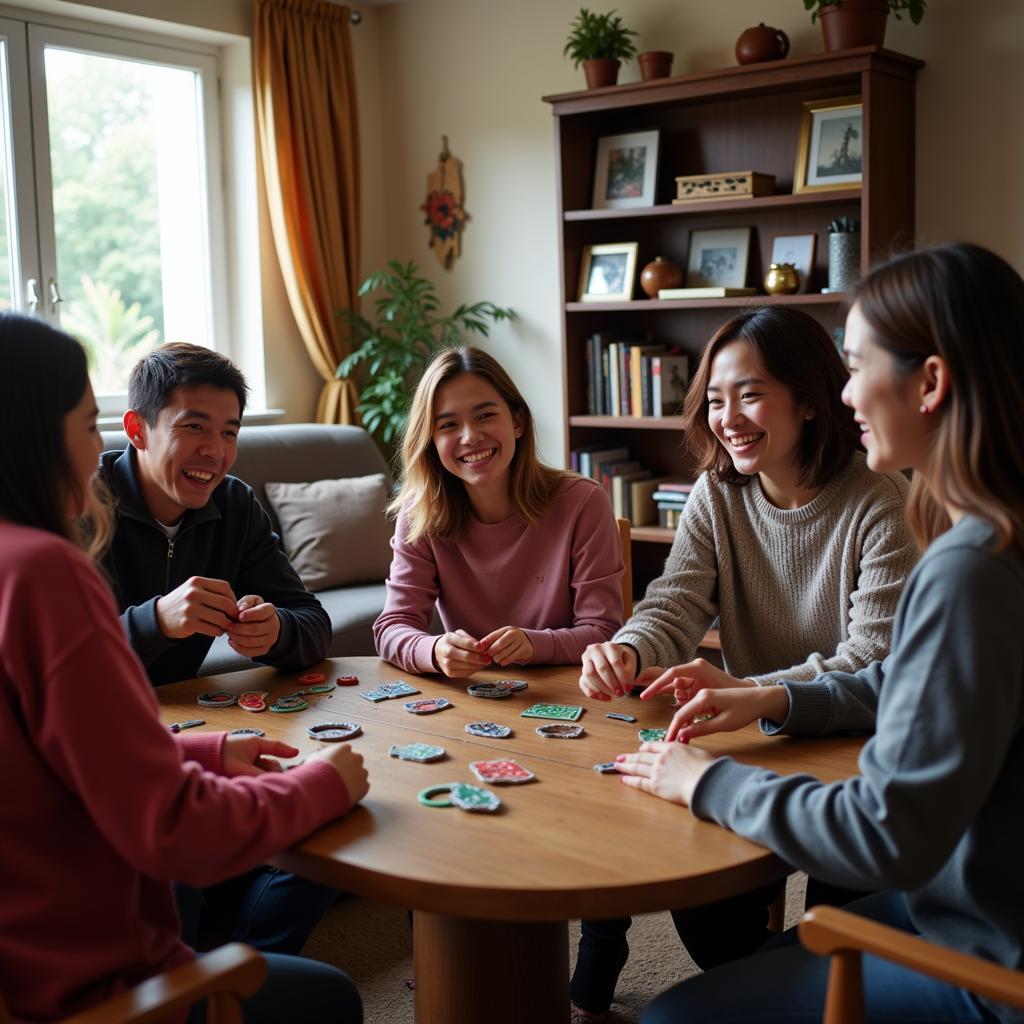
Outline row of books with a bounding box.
[569,442,694,526]
[652,481,693,529]
[583,333,690,418]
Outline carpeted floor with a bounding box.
[303,874,809,1024]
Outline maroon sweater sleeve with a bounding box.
[9,537,353,888]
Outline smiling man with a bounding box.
[100,343,330,687]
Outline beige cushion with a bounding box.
[264,474,393,591]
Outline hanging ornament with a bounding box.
[421,135,467,269]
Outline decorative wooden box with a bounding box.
[672,171,775,203]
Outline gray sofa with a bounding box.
[101,423,395,675]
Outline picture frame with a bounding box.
[770,233,817,293]
[577,242,639,302]
[591,130,660,209]
[794,96,863,194]
[685,228,751,288]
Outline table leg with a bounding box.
[413,911,569,1024]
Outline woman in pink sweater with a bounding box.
[0,315,368,1023]
[374,346,623,678]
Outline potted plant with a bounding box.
[563,8,638,90]
[803,0,925,51]
[336,260,515,448]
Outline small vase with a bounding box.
[638,51,674,81]
[583,58,620,89]
[764,263,799,295]
[828,232,861,292]
[735,24,790,65]
[640,257,683,298]
[819,0,890,51]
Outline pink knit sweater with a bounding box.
[0,523,352,1022]
[374,476,624,673]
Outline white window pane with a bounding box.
[0,40,16,311]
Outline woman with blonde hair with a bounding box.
[374,345,623,677]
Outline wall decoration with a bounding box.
[794,96,863,194]
[421,136,466,268]
[685,228,751,288]
[577,242,639,302]
[770,233,817,293]
[592,129,660,209]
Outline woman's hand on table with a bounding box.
[433,630,492,677]
[638,658,757,705]
[579,642,637,700]
[222,734,299,776]
[309,744,370,805]
[615,741,716,806]
[478,626,534,666]
[665,685,791,743]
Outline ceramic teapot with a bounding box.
[735,23,790,65]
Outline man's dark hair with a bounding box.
[128,343,249,424]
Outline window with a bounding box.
[0,17,227,409]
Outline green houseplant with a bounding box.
[336,260,515,447]
[563,8,638,89]
[804,0,925,51]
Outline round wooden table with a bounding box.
[157,657,863,1024]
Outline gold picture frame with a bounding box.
[577,242,639,302]
[793,96,863,194]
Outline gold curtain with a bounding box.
[253,0,361,423]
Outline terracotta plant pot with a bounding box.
[819,0,890,51]
[638,51,674,81]
[583,58,621,89]
[640,257,683,298]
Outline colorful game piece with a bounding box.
[606,712,637,723]
[336,674,360,686]
[593,762,619,774]
[465,721,512,739]
[469,759,535,785]
[520,703,584,722]
[404,697,453,715]
[418,783,456,808]
[466,683,512,700]
[239,691,269,712]
[449,782,502,813]
[490,679,528,692]
[389,742,446,762]
[169,719,204,733]
[297,672,327,685]
[362,681,421,702]
[638,728,667,742]
[535,723,584,739]
[298,683,334,695]
[229,727,265,737]
[269,696,309,713]
[197,691,237,708]
[307,721,361,741]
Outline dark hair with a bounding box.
[853,242,1024,552]
[682,306,859,488]
[128,343,249,424]
[0,313,92,542]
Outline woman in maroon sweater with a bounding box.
[0,315,367,1023]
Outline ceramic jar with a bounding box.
[640,257,683,298]
[735,23,790,65]
[828,232,861,292]
[764,262,799,295]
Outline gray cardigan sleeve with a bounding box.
[691,541,1024,892]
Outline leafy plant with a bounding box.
[803,0,926,24]
[336,261,516,446]
[563,8,638,67]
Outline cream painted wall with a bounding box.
[367,0,1024,466]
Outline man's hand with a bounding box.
[615,741,717,806]
[478,626,534,666]
[227,594,281,658]
[433,630,492,677]
[308,744,370,805]
[156,576,238,640]
[579,642,637,701]
[221,734,300,777]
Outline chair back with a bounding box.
[616,516,633,619]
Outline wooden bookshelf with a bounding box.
[544,46,922,603]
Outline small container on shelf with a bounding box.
[672,171,774,204]
[764,262,800,295]
[639,257,683,298]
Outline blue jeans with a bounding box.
[642,892,995,1024]
[175,865,338,956]
[186,951,361,1024]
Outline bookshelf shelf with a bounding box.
[566,293,848,313]
[631,526,677,544]
[570,415,685,430]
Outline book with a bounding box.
[656,479,695,493]
[587,445,630,482]
[657,287,757,299]
[611,468,651,520]
[629,475,671,527]
[652,491,690,504]
[652,354,690,417]
[600,459,642,495]
[629,345,667,417]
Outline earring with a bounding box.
[919,405,928,414]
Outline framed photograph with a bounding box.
[685,228,751,288]
[770,233,817,293]
[794,96,863,194]
[591,130,660,209]
[577,242,639,302]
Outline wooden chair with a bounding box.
[799,905,1024,1024]
[0,944,266,1024]
[616,517,633,618]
